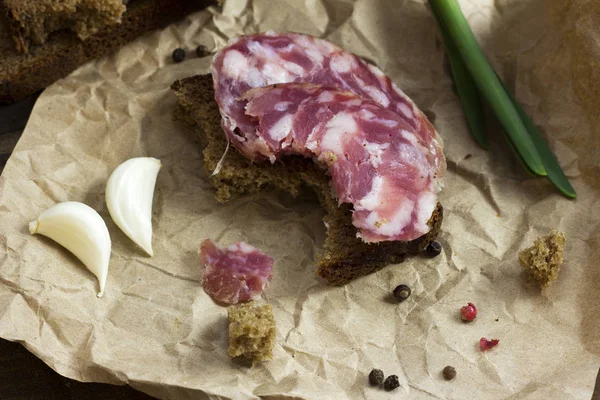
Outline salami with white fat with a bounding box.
[212,31,444,177]
[200,239,273,304]
[243,83,437,242]
[211,32,445,243]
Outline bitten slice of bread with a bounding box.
[0,0,214,104]
[171,74,443,285]
[519,229,566,288]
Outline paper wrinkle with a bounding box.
[120,257,198,283]
[0,0,599,399]
[447,159,502,216]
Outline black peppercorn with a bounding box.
[172,48,186,63]
[442,366,456,380]
[425,240,442,257]
[393,284,411,302]
[368,369,384,386]
[196,44,209,57]
[383,375,400,391]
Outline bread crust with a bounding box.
[171,74,444,285]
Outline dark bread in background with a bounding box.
[0,0,215,104]
[3,0,127,53]
[171,74,443,285]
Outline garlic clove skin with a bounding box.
[29,201,111,297]
[105,157,161,257]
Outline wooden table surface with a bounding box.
[0,96,155,400]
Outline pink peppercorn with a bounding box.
[480,337,499,351]
[460,302,477,322]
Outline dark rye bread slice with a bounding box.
[3,0,127,53]
[0,0,215,104]
[171,74,443,285]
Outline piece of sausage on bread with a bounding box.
[171,74,443,285]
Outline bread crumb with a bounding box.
[227,302,275,365]
[519,229,566,288]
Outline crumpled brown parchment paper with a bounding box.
[1,0,599,399]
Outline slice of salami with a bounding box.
[211,31,445,191]
[242,83,437,242]
[200,239,274,304]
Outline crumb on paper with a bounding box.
[227,302,275,365]
[519,229,566,288]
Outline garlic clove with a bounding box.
[29,201,112,297]
[105,157,161,256]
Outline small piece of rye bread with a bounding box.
[519,229,566,288]
[171,74,443,285]
[227,302,275,365]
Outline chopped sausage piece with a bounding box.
[242,84,438,242]
[200,239,273,304]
